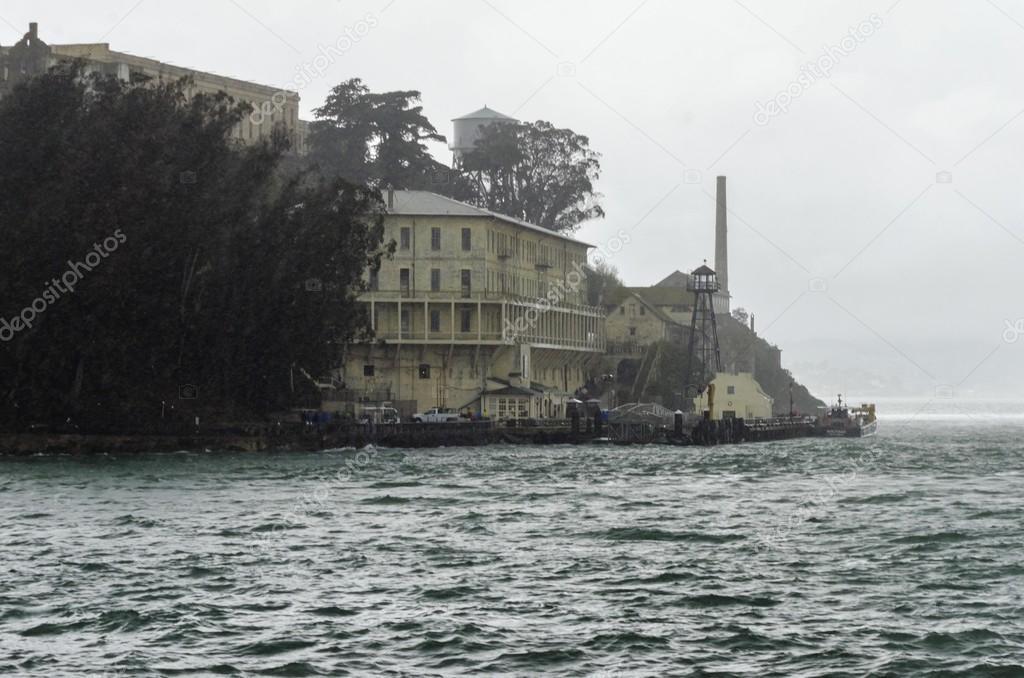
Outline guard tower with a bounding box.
[684,263,723,408]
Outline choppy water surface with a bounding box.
[2,406,1024,676]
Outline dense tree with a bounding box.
[0,62,388,430]
[586,261,623,307]
[308,77,456,191]
[460,120,603,233]
[306,83,604,231]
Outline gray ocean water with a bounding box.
[2,400,1023,677]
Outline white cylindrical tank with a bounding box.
[451,105,517,159]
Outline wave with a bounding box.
[306,606,358,617]
[360,495,410,505]
[368,480,422,488]
[18,620,89,637]
[596,527,744,543]
[420,585,480,600]
[838,492,914,505]
[890,531,977,544]
[612,571,697,585]
[482,647,586,669]
[113,514,160,527]
[255,661,326,676]
[675,593,782,608]
[584,631,670,650]
[919,627,1006,650]
[235,638,318,657]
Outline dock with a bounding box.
[0,414,826,455]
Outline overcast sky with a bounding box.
[4,0,1023,400]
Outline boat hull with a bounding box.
[851,420,877,438]
[821,420,877,438]
[817,399,877,438]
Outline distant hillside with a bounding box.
[717,315,825,416]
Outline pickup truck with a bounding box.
[411,407,463,423]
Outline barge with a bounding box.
[817,396,877,438]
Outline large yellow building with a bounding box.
[1,23,308,153]
[335,190,606,420]
[605,284,692,352]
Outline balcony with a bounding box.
[360,289,603,315]
[373,330,504,343]
[359,295,605,353]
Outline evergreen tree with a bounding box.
[308,78,456,191]
[460,120,604,233]
[0,62,388,430]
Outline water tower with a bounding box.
[450,105,517,167]
[684,263,723,407]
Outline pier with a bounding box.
[0,414,822,455]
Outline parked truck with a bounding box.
[411,407,464,424]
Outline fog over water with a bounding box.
[4,0,1021,397]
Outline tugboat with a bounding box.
[818,395,877,438]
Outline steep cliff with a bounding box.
[717,315,825,416]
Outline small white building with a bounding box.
[693,372,773,420]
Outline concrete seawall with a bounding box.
[0,417,821,455]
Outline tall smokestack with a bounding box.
[715,176,729,310]
[712,174,729,315]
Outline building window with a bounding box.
[640,306,646,316]
[620,307,625,315]
[368,269,379,291]
[418,363,431,379]
[460,307,472,333]
[400,309,410,333]
[400,227,410,250]
[629,327,636,336]
[430,309,441,332]
[431,227,441,251]
[462,227,471,251]
[727,385,736,395]
[461,269,471,298]
[363,365,375,377]
[399,268,410,297]
[430,268,441,292]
